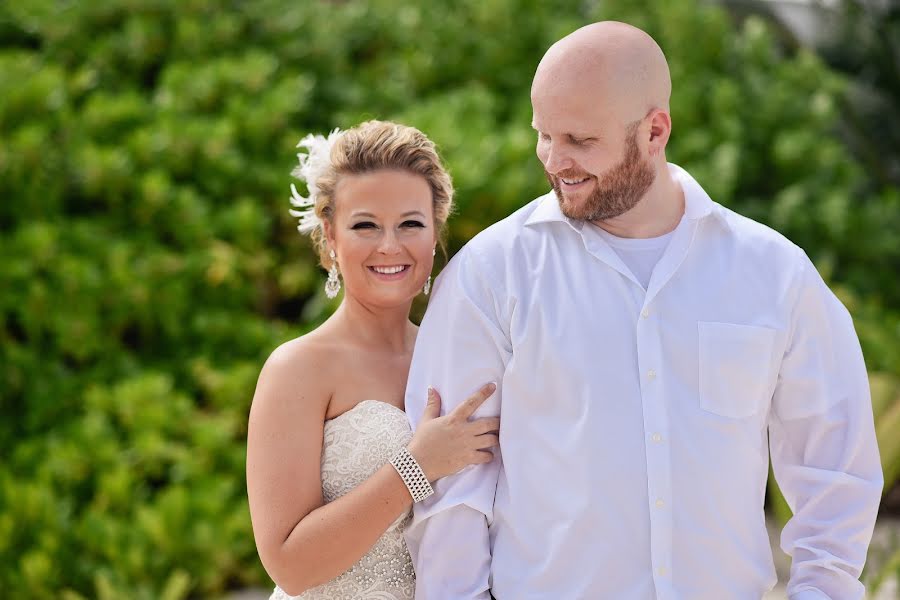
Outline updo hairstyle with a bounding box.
[298,120,455,268]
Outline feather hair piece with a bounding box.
[288,128,342,234]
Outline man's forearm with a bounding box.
[774,403,882,600]
[406,505,492,600]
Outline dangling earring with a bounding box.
[423,247,435,296]
[325,248,341,299]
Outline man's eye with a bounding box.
[401,220,426,228]
[351,222,377,230]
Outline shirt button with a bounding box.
[655,499,665,508]
[641,308,650,318]
[651,433,662,443]
[647,369,656,380]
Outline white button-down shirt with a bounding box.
[404,164,883,600]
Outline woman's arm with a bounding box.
[247,340,498,596]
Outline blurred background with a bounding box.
[1,0,898,598]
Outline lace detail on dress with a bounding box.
[270,400,415,600]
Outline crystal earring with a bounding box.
[325,249,341,299]
[423,247,435,296]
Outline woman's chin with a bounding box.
[347,285,423,308]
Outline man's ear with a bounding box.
[647,109,672,157]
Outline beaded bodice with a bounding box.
[270,400,415,600]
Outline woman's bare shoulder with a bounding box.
[252,330,341,419]
[266,331,337,375]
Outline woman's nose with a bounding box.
[377,230,402,254]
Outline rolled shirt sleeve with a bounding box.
[404,245,512,600]
[770,251,884,600]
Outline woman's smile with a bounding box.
[367,264,412,280]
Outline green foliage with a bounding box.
[0,0,897,596]
[817,0,900,189]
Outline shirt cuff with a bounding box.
[789,589,830,600]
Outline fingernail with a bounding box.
[488,382,497,391]
[427,386,434,397]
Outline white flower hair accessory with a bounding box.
[289,128,342,235]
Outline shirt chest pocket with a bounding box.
[698,322,777,419]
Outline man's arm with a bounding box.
[770,252,883,600]
[405,245,511,600]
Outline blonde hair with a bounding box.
[298,120,454,268]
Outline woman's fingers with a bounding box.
[421,386,442,421]
[473,433,499,449]
[414,382,500,478]
[472,449,495,464]
[470,417,500,434]
[449,382,497,421]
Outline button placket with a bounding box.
[636,302,673,595]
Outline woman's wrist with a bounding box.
[390,446,434,502]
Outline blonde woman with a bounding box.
[246,121,499,599]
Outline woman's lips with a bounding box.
[367,265,411,280]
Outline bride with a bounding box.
[246,120,499,599]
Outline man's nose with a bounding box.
[543,143,572,174]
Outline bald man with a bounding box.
[404,22,882,600]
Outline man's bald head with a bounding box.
[532,21,671,123]
[531,22,675,225]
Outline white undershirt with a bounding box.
[592,224,676,289]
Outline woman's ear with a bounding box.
[323,219,335,251]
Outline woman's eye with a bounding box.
[401,220,426,228]
[351,222,377,230]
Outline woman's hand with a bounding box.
[407,383,500,482]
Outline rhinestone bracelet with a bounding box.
[390,446,434,503]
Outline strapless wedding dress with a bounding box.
[270,400,416,600]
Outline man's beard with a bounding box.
[547,124,656,222]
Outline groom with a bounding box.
[404,21,883,600]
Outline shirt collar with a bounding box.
[524,190,576,228]
[669,163,723,222]
[525,162,725,229]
